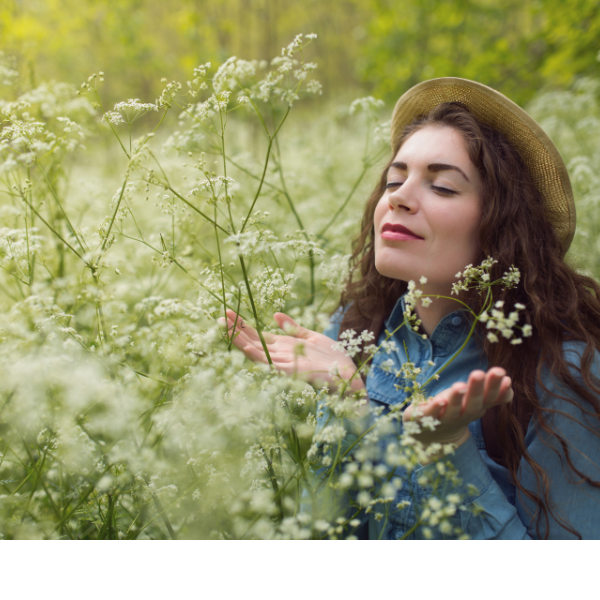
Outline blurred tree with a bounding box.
[0,0,598,107]
[359,0,600,106]
[0,0,370,105]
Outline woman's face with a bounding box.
[374,124,483,293]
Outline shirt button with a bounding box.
[451,316,462,326]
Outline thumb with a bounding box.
[273,312,311,339]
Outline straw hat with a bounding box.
[390,77,576,253]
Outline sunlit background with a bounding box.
[2,0,599,106]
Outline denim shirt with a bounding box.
[321,293,600,539]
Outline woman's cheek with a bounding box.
[373,196,387,232]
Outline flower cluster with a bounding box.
[207,34,321,107]
[403,277,429,336]
[349,96,385,116]
[479,301,532,344]
[187,176,236,201]
[0,37,497,541]
[331,328,376,359]
[452,256,498,294]
[452,257,522,295]
[317,253,351,293]
[103,99,159,126]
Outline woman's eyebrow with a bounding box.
[390,161,470,183]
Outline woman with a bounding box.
[221,78,600,539]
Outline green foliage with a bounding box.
[356,0,600,106]
[0,0,369,105]
[0,40,419,540]
[1,0,599,108]
[0,19,599,538]
[529,77,600,279]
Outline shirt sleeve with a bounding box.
[401,342,600,540]
[515,342,600,539]
[408,434,532,539]
[321,306,344,342]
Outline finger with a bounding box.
[219,314,248,340]
[218,318,253,351]
[462,370,486,415]
[224,310,253,334]
[241,343,270,365]
[273,312,311,339]
[440,382,468,419]
[432,398,448,420]
[496,376,513,405]
[221,310,249,339]
[244,344,313,377]
[219,317,270,356]
[224,311,276,344]
[404,398,446,422]
[482,367,506,408]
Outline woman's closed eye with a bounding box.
[386,181,403,189]
[386,180,457,196]
[431,185,457,196]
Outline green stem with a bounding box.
[239,106,291,234]
[239,254,273,365]
[240,138,273,234]
[99,176,128,255]
[165,185,229,235]
[421,288,492,388]
[152,495,178,540]
[21,441,74,539]
[118,232,258,324]
[213,212,229,341]
[20,193,87,264]
[317,166,367,238]
[34,158,87,254]
[94,89,130,159]
[273,137,315,304]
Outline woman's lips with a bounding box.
[381,223,423,241]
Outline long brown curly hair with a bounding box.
[339,102,600,539]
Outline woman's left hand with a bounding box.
[402,367,513,450]
[218,309,365,394]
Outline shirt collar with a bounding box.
[385,292,473,358]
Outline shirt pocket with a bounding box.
[367,352,406,406]
[387,493,420,540]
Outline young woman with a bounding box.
[221,78,600,539]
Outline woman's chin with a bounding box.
[374,261,410,282]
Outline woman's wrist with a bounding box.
[418,428,471,465]
[335,369,369,417]
[333,362,364,393]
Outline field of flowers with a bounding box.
[0,36,599,539]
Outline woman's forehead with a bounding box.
[393,125,472,166]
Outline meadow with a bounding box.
[0,36,599,539]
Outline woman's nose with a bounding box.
[388,180,418,213]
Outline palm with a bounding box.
[403,368,514,446]
[220,309,359,389]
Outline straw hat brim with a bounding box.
[390,77,576,253]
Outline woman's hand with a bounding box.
[402,367,513,453]
[218,310,365,394]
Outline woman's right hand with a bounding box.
[218,309,365,394]
[403,367,513,454]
